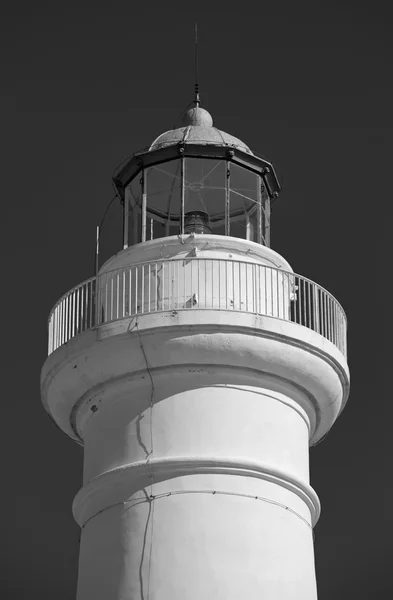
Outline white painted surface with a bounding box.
[74,380,318,599]
[41,239,350,600]
[77,476,317,600]
[99,234,293,275]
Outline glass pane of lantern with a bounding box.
[146,160,181,236]
[184,159,226,232]
[126,175,142,246]
[229,164,260,241]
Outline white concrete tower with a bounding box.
[41,102,350,600]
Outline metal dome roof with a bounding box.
[112,103,282,202]
[149,106,253,155]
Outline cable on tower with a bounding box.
[94,193,120,276]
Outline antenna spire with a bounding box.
[194,22,200,107]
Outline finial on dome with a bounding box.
[195,83,200,108]
[178,24,213,128]
[194,22,200,107]
[182,106,213,127]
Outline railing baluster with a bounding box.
[48,315,52,355]
[232,261,235,310]
[58,304,61,348]
[331,300,334,345]
[65,297,68,342]
[212,259,214,309]
[59,302,62,347]
[76,288,80,335]
[64,296,70,343]
[177,260,180,309]
[196,259,199,308]
[167,261,171,310]
[67,295,71,341]
[239,261,242,311]
[317,286,324,335]
[110,278,113,321]
[311,282,315,331]
[48,317,52,355]
[218,260,221,309]
[73,291,76,337]
[51,312,54,353]
[129,267,132,316]
[155,263,158,312]
[305,281,312,329]
[294,277,299,324]
[56,306,59,350]
[55,305,58,349]
[246,262,249,312]
[52,308,55,353]
[70,293,73,339]
[62,299,65,345]
[148,263,151,312]
[58,301,61,346]
[64,296,68,343]
[141,264,145,314]
[326,296,330,342]
[84,283,87,330]
[324,294,328,341]
[252,263,255,313]
[51,309,55,354]
[122,271,126,318]
[183,258,186,308]
[225,259,228,310]
[54,310,57,351]
[69,294,73,340]
[302,280,306,327]
[135,266,138,314]
[205,259,207,309]
[171,261,173,309]
[80,285,84,330]
[162,261,165,311]
[281,270,285,320]
[116,273,119,319]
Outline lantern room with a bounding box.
[112,105,280,249]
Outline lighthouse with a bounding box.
[41,100,350,599]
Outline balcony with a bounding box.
[47,257,347,358]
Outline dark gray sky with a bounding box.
[1,1,389,598]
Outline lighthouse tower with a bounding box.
[41,101,349,600]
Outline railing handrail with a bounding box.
[47,256,347,357]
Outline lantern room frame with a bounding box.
[113,142,280,249]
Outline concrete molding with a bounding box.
[41,310,349,446]
[72,456,321,528]
[71,365,314,443]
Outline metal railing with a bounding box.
[47,258,347,357]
